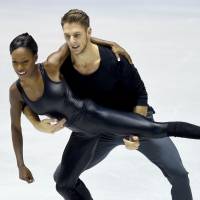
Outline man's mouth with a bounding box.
[71,45,80,50]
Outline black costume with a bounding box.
[16,60,199,199]
[16,64,200,140]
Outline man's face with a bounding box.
[63,22,91,55]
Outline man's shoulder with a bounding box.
[98,45,136,77]
[99,45,131,67]
[98,45,116,59]
[98,45,119,70]
[60,55,72,74]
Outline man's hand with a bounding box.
[111,43,133,64]
[35,118,66,134]
[123,106,147,150]
[18,165,34,184]
[123,136,140,150]
[134,105,148,117]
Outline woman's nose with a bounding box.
[16,64,24,71]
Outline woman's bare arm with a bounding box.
[44,37,132,73]
[91,37,133,64]
[9,83,34,183]
[44,43,69,72]
[23,106,66,134]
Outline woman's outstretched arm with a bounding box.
[91,37,133,64]
[23,106,66,134]
[44,37,133,73]
[9,83,34,183]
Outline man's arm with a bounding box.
[118,57,148,108]
[123,105,148,149]
[9,83,34,183]
[118,58,148,149]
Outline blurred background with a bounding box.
[1,0,200,199]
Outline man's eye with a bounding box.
[74,34,80,38]
[65,35,70,39]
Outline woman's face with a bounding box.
[11,47,37,79]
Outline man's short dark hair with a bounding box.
[61,9,90,29]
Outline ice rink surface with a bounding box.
[1,0,200,199]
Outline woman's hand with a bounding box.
[18,165,34,183]
[90,37,133,64]
[34,118,66,134]
[111,42,133,64]
[123,136,140,150]
[23,106,66,134]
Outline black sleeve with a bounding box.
[117,56,148,106]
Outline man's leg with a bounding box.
[86,133,122,169]
[81,131,193,200]
[86,130,193,200]
[138,137,193,200]
[137,109,193,200]
[54,132,100,200]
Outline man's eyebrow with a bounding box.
[64,32,81,36]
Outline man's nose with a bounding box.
[69,36,76,44]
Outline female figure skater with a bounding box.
[10,33,200,199]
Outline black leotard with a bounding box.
[17,63,85,127]
[16,64,200,139]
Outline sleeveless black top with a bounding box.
[16,63,84,126]
[60,45,148,112]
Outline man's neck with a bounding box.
[71,42,101,75]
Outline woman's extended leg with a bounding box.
[73,100,200,139]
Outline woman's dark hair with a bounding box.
[9,33,38,55]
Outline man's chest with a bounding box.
[66,70,120,98]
